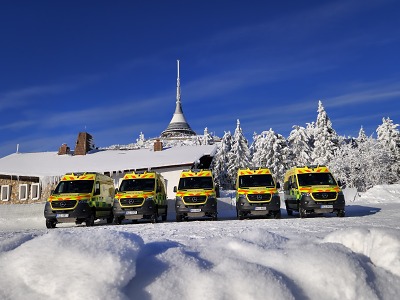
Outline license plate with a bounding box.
[190,208,201,213]
[321,205,333,209]
[255,207,267,211]
[56,213,69,218]
[125,210,138,215]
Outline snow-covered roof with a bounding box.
[0,145,217,177]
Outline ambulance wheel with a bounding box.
[285,201,293,216]
[86,212,95,227]
[106,212,114,224]
[151,213,158,224]
[337,210,345,217]
[299,207,307,218]
[273,210,281,219]
[46,219,56,229]
[162,214,167,222]
[176,214,183,222]
[114,216,123,225]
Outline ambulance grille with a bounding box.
[247,194,271,201]
[51,200,77,209]
[120,198,144,206]
[312,192,337,200]
[183,195,207,203]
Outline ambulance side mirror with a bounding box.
[173,186,177,193]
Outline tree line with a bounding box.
[211,101,400,192]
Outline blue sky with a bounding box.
[1,0,400,158]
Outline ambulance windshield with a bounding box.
[297,172,337,186]
[120,178,155,192]
[54,180,94,194]
[178,176,214,190]
[239,174,275,188]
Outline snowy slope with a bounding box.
[0,185,400,300]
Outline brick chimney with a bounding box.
[74,132,94,155]
[58,143,70,155]
[153,139,163,151]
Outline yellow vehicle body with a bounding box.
[235,167,281,219]
[174,169,219,221]
[113,171,168,224]
[283,165,345,218]
[44,172,115,228]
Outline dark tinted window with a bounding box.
[238,174,275,188]
[120,179,155,192]
[297,173,337,186]
[178,177,213,190]
[54,180,94,194]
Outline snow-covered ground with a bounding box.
[1,185,400,300]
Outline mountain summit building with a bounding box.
[161,60,196,138]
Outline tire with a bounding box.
[176,214,183,222]
[106,211,114,224]
[114,216,122,225]
[151,213,158,224]
[299,207,307,218]
[46,219,56,229]
[162,214,167,222]
[273,210,281,219]
[285,201,293,216]
[86,212,95,227]
[337,210,345,217]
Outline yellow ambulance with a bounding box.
[174,169,219,221]
[283,165,345,218]
[236,167,281,219]
[113,170,167,224]
[44,172,115,228]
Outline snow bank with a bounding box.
[0,230,142,300]
[323,227,400,277]
[357,184,400,203]
[145,228,400,300]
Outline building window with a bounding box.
[1,185,11,201]
[19,184,30,201]
[30,183,41,200]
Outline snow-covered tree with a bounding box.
[210,131,232,189]
[357,126,367,144]
[311,100,339,165]
[252,129,287,182]
[202,127,214,145]
[376,117,400,181]
[226,120,251,188]
[287,125,312,167]
[329,135,393,191]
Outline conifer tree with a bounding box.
[376,117,400,181]
[210,131,232,189]
[287,125,312,167]
[226,120,251,188]
[311,100,338,165]
[252,129,287,182]
[357,126,368,143]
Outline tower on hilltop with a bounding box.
[161,60,196,138]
